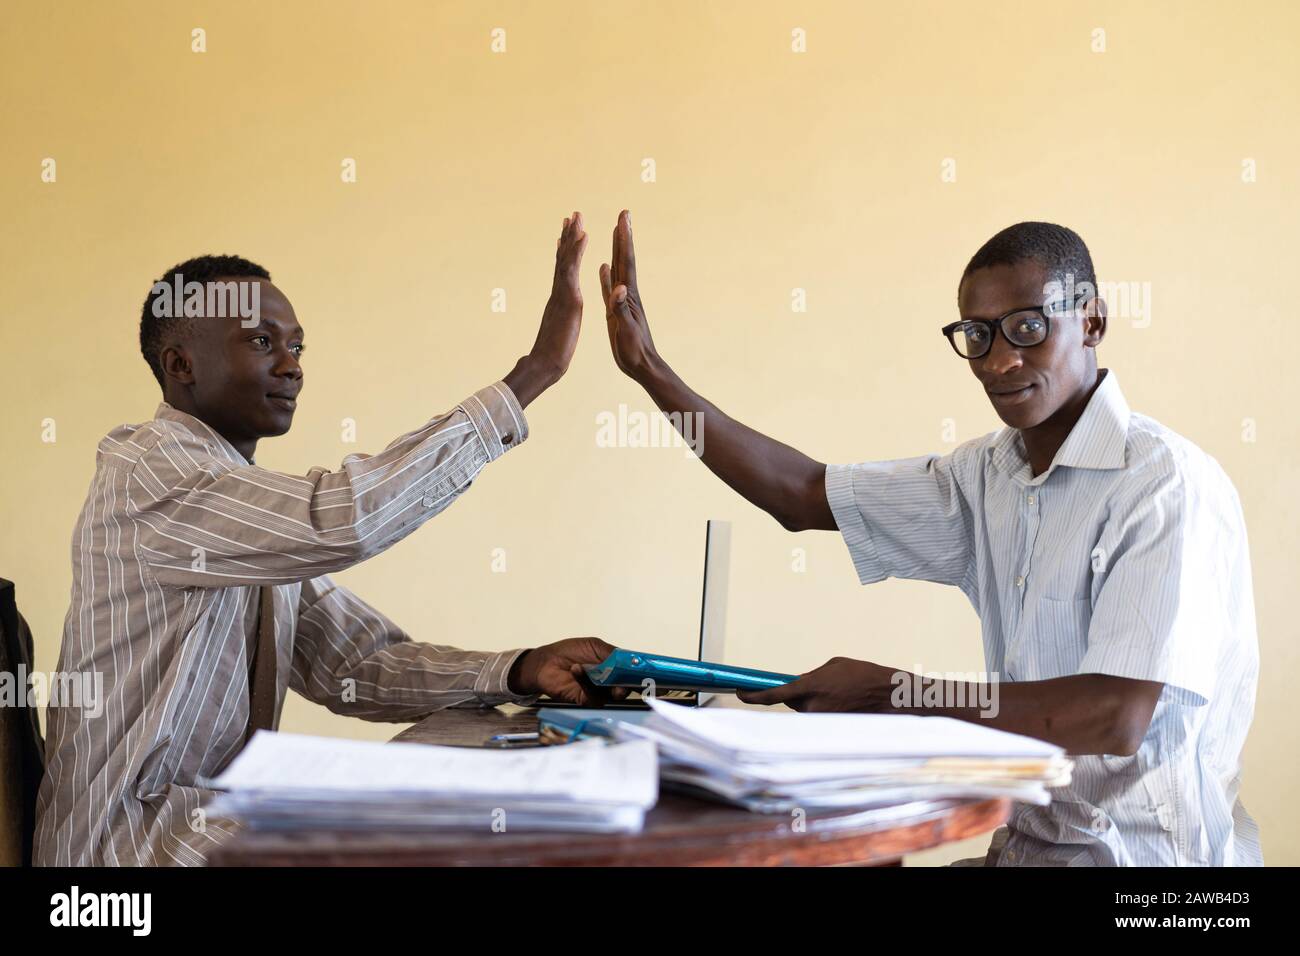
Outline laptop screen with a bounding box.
[696,520,731,706]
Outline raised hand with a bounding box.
[504,212,588,407]
[599,209,659,382]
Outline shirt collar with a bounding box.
[153,402,252,466]
[988,368,1130,483]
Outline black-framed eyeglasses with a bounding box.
[940,304,1066,360]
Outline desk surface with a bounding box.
[208,706,1010,867]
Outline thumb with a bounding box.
[737,680,800,706]
[609,283,634,320]
[598,262,614,307]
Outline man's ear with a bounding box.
[160,343,196,387]
[1081,295,1107,348]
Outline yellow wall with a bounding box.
[3,0,1296,865]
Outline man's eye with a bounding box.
[251,335,270,348]
[291,343,306,356]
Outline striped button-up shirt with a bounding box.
[35,382,532,866]
[825,369,1261,866]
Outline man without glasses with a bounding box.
[36,213,621,866]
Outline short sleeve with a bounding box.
[1078,469,1231,706]
[825,447,977,592]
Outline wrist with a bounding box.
[632,350,670,391]
[503,355,561,409]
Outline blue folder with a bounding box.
[584,649,796,692]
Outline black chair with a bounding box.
[0,578,45,866]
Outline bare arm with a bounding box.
[739,658,1164,756]
[599,210,835,532]
[905,673,1163,755]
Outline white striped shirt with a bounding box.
[825,368,1261,866]
[35,382,533,866]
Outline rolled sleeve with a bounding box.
[459,381,529,462]
[826,464,889,585]
[826,449,977,592]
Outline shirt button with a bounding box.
[1027,495,1035,505]
[421,492,437,508]
[1015,575,1024,588]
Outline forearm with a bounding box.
[301,643,529,719]
[293,577,531,717]
[894,674,1145,756]
[636,354,836,532]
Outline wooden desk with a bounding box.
[208,706,1010,867]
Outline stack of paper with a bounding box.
[610,699,1072,813]
[206,731,658,833]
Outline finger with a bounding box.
[611,216,623,289]
[567,663,590,705]
[609,284,635,324]
[619,209,637,292]
[599,262,613,308]
[582,637,617,659]
[571,212,587,257]
[556,671,595,707]
[568,662,619,707]
[556,223,588,281]
[737,677,805,706]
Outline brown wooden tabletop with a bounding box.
[207,706,1011,867]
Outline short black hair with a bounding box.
[959,222,1096,301]
[139,254,271,389]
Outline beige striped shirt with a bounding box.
[35,382,532,866]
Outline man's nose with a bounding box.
[273,348,302,379]
[979,334,1023,377]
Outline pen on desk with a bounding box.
[488,732,540,743]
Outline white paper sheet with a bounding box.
[645,697,1063,760]
[211,732,658,808]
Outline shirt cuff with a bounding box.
[472,648,540,706]
[459,381,529,463]
[825,464,890,585]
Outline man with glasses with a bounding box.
[599,212,1260,866]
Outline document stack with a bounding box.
[206,731,658,833]
[610,699,1072,813]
